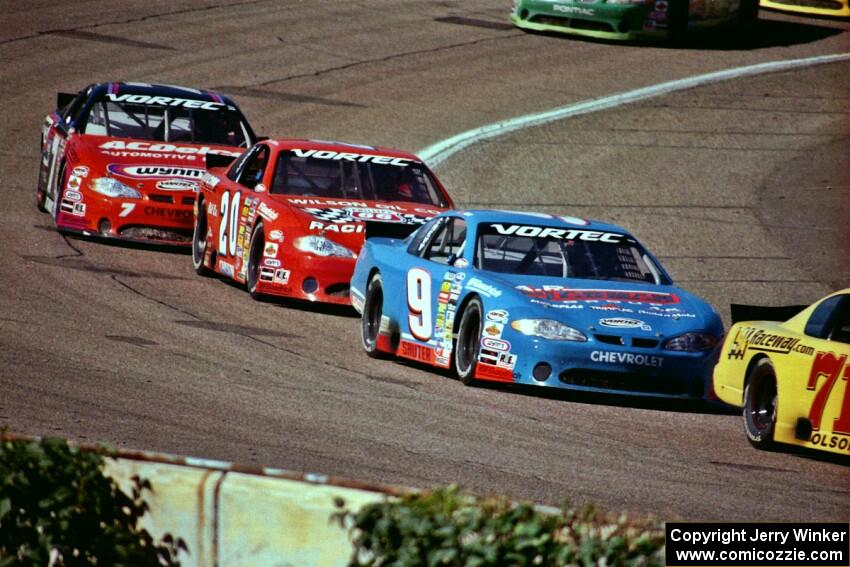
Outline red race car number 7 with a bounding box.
[806,352,850,434]
[407,268,432,341]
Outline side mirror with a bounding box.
[57,92,75,110]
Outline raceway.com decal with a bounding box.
[107,164,206,180]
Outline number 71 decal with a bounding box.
[807,351,850,435]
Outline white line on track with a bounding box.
[418,52,850,168]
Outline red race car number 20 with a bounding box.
[218,191,242,257]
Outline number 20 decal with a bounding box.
[217,191,242,257]
[407,268,432,341]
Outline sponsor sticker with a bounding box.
[72,165,89,177]
[274,269,291,284]
[107,164,206,180]
[264,242,279,257]
[156,179,198,191]
[264,258,281,268]
[258,202,278,221]
[466,278,502,298]
[64,190,82,202]
[219,260,235,278]
[483,322,504,339]
[269,230,284,241]
[290,148,413,167]
[487,309,509,324]
[591,350,663,368]
[481,337,510,351]
[66,175,82,191]
[599,318,651,331]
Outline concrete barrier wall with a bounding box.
[103,453,393,567]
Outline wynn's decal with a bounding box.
[489,224,626,244]
[108,164,206,180]
[290,148,413,167]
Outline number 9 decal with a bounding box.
[407,268,432,341]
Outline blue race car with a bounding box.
[350,210,723,398]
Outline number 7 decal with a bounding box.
[407,268,432,341]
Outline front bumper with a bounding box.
[511,0,667,40]
[55,189,195,246]
[252,253,356,305]
[476,334,718,399]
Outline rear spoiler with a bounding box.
[730,304,807,325]
[205,152,238,170]
[57,92,75,110]
[364,221,421,241]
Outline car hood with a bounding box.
[75,134,242,195]
[471,272,721,337]
[266,194,446,249]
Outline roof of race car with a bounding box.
[86,82,240,107]
[265,138,424,162]
[443,209,635,236]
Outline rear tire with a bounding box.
[454,297,483,386]
[666,0,689,44]
[36,136,48,213]
[246,222,265,300]
[361,273,387,358]
[737,0,759,27]
[743,358,777,450]
[192,199,212,276]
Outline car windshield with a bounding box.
[83,96,251,147]
[474,222,670,284]
[270,150,447,207]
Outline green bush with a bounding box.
[0,435,185,566]
[334,486,664,567]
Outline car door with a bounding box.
[796,293,850,442]
[402,216,468,368]
[41,90,88,212]
[213,143,270,281]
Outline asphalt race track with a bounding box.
[1,1,848,521]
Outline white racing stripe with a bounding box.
[419,53,850,168]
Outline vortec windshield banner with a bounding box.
[666,523,849,566]
[105,93,229,111]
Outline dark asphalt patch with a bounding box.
[106,335,159,347]
[174,319,298,338]
[435,16,515,31]
[48,30,175,51]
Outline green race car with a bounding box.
[511,0,758,41]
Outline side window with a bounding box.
[423,217,467,265]
[408,217,444,256]
[236,144,270,189]
[226,146,255,182]
[804,294,848,340]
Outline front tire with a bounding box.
[246,222,265,300]
[743,358,777,450]
[454,297,483,386]
[361,273,386,358]
[192,199,212,276]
